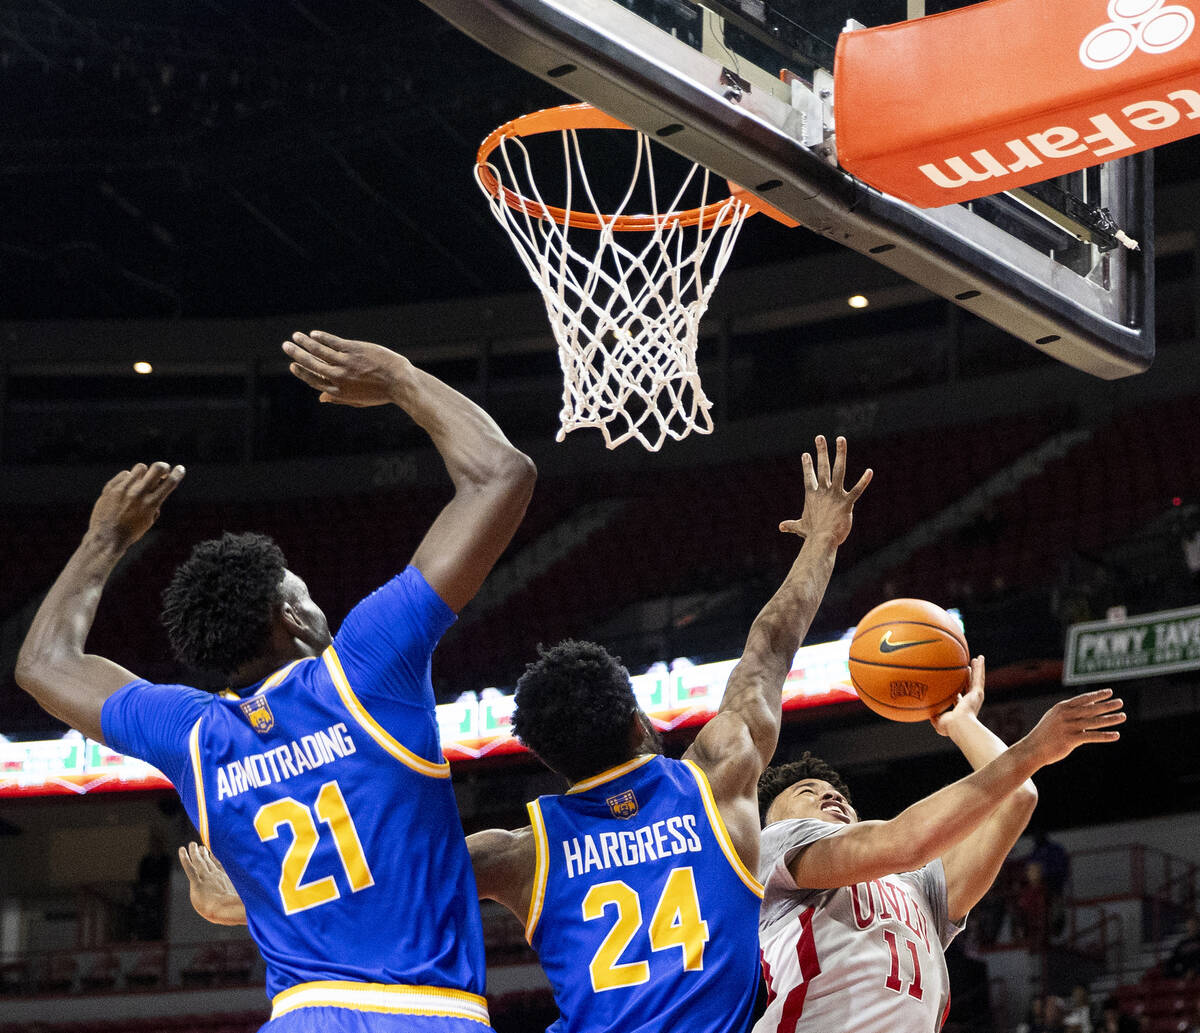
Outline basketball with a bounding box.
[849,599,970,722]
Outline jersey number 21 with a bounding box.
[254,780,375,915]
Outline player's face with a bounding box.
[768,778,857,826]
[279,570,333,654]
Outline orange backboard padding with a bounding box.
[834,0,1200,207]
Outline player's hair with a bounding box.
[512,640,639,782]
[161,532,287,679]
[757,752,854,825]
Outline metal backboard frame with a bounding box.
[421,0,1154,378]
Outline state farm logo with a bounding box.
[1080,0,1194,69]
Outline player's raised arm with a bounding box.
[786,689,1125,890]
[685,436,871,792]
[931,656,1039,921]
[285,331,536,613]
[15,463,186,742]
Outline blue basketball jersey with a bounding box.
[526,755,764,1033]
[102,567,489,1031]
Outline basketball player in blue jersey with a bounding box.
[468,435,872,1033]
[183,435,871,1033]
[15,331,536,1032]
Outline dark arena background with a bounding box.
[2,2,1200,1032]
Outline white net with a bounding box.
[476,119,751,451]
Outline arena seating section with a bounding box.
[1113,972,1200,1032]
[3,395,1195,732]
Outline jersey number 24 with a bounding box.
[582,867,710,992]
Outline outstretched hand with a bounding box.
[931,655,986,737]
[1023,688,1126,767]
[779,435,872,546]
[179,842,244,925]
[88,462,185,551]
[283,330,412,407]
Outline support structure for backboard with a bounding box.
[419,0,1154,377]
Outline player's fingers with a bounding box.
[831,435,847,488]
[148,465,186,503]
[289,361,341,395]
[1067,688,1115,704]
[815,435,831,487]
[778,519,805,537]
[1085,696,1125,715]
[1081,730,1121,743]
[1064,698,1124,723]
[846,468,873,503]
[1085,710,1127,729]
[103,469,133,492]
[179,846,197,878]
[293,330,347,362]
[188,840,210,869]
[969,654,986,689]
[199,840,219,862]
[132,461,172,495]
[308,330,352,351]
[283,337,341,378]
[124,464,156,496]
[801,451,819,494]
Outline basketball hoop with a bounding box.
[476,103,752,451]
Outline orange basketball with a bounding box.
[848,599,970,722]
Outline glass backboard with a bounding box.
[418,0,1155,377]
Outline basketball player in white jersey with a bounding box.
[754,663,1125,1033]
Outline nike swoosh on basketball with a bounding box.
[878,631,940,653]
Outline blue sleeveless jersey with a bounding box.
[526,755,763,1033]
[102,567,489,1030]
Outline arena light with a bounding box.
[133,361,154,374]
[847,294,869,309]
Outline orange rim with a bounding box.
[476,102,749,231]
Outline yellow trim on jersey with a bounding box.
[682,759,764,899]
[566,753,656,795]
[220,657,307,701]
[262,657,305,691]
[525,800,550,944]
[271,980,490,1024]
[322,646,451,779]
[188,719,210,848]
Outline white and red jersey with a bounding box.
[754,818,965,1033]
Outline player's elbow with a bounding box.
[1012,780,1039,819]
[482,448,536,498]
[14,640,54,698]
[504,450,538,492]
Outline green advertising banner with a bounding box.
[1064,604,1200,685]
